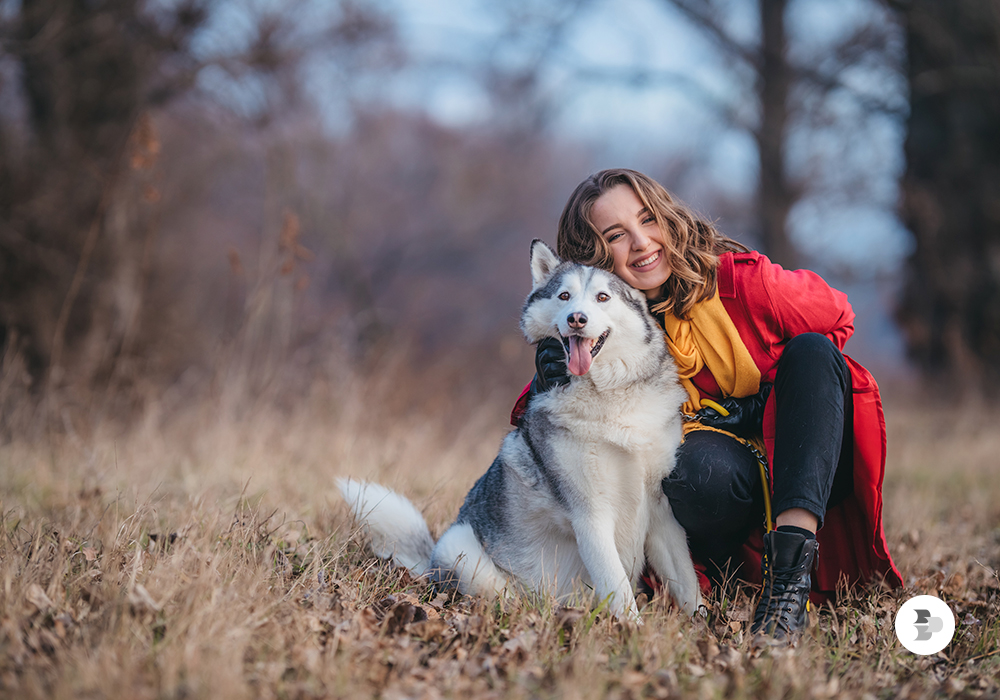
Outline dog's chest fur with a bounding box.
[515,364,683,585]
[533,361,681,460]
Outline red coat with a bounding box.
[511,251,902,603]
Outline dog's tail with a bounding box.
[337,478,435,576]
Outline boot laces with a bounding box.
[755,554,810,632]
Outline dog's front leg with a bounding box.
[572,512,640,623]
[646,495,702,616]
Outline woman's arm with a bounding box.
[753,255,856,349]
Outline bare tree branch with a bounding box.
[571,65,755,132]
[663,0,762,70]
[662,0,905,116]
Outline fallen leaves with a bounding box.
[2,461,1000,700]
[24,584,55,616]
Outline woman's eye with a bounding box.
[607,231,623,243]
[643,216,656,225]
[596,293,610,302]
[559,292,570,301]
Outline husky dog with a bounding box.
[339,240,700,621]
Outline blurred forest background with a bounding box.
[1,0,999,431]
[3,4,1000,697]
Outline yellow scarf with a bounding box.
[654,291,761,416]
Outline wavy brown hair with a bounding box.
[556,168,748,319]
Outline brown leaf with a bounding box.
[727,602,751,622]
[452,614,483,640]
[37,629,61,655]
[408,618,449,642]
[53,613,73,641]
[698,638,720,663]
[127,584,161,614]
[554,606,586,630]
[859,614,877,640]
[714,646,742,670]
[621,670,648,690]
[25,584,54,614]
[356,607,380,637]
[944,679,966,695]
[686,663,706,677]
[382,602,417,635]
[379,598,429,635]
[652,669,678,691]
[944,572,967,595]
[1,617,26,659]
[814,677,840,698]
[501,631,538,662]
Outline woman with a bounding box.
[511,169,901,643]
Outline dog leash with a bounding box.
[686,399,774,533]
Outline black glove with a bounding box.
[695,384,772,438]
[530,336,570,393]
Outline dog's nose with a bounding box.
[567,312,587,329]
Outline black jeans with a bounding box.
[662,333,853,572]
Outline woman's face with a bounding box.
[590,184,671,299]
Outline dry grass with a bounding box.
[0,376,998,699]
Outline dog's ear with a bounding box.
[530,239,561,288]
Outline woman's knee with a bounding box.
[663,432,761,532]
[782,333,848,372]
[777,333,849,394]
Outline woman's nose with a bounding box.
[630,229,651,250]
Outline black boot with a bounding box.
[751,530,818,643]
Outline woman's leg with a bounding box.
[662,430,764,582]
[771,331,852,528]
[753,332,851,643]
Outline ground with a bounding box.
[0,381,997,699]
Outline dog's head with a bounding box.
[520,240,657,379]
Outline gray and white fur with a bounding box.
[339,240,701,622]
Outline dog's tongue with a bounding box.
[566,336,593,376]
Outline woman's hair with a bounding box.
[556,168,748,319]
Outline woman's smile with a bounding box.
[631,249,662,270]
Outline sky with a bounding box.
[383,0,913,279]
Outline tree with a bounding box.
[656,0,903,270]
[894,0,1000,385]
[0,0,208,386]
[0,0,396,391]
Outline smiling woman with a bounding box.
[516,168,903,646]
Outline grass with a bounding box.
[0,375,998,699]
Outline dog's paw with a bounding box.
[669,582,702,617]
[606,590,643,626]
[613,604,643,627]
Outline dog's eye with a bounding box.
[596,292,610,302]
[558,292,570,301]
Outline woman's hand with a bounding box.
[531,337,570,392]
[695,384,773,438]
